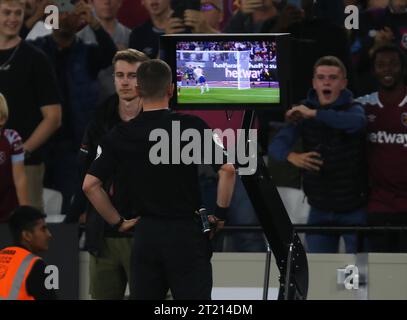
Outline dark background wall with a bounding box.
[0,224,79,300]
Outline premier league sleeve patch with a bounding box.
[95,145,102,159]
[212,132,225,149]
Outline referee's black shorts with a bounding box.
[129,215,213,300]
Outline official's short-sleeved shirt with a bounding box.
[0,128,24,221]
[88,109,228,218]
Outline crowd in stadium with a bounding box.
[177,40,277,63]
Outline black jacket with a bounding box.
[301,93,368,212]
[65,95,133,256]
[269,89,368,212]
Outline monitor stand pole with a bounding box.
[239,109,309,300]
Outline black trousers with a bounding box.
[368,212,407,253]
[129,215,213,300]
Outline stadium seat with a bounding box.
[277,187,310,249]
[277,187,310,224]
[43,188,64,223]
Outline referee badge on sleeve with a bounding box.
[213,133,225,149]
[96,145,102,160]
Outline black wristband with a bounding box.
[215,205,228,220]
[24,150,32,161]
[111,216,124,231]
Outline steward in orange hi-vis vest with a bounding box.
[0,246,41,300]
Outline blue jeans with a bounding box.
[306,207,366,253]
[223,177,266,252]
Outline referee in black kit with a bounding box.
[83,59,236,300]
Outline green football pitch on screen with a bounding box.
[177,87,280,104]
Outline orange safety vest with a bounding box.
[0,246,41,300]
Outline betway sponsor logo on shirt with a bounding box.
[369,131,407,147]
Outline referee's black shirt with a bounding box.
[88,109,227,218]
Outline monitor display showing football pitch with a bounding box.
[175,40,280,105]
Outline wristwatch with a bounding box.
[111,216,124,232]
[24,150,32,161]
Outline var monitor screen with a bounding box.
[160,34,291,110]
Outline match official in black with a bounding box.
[83,59,236,300]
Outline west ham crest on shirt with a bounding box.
[401,112,407,127]
[0,151,5,165]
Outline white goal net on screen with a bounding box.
[236,50,251,90]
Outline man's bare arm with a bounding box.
[217,163,236,208]
[12,162,29,205]
[23,104,61,153]
[82,174,138,231]
[207,163,236,238]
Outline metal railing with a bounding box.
[223,224,407,253]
